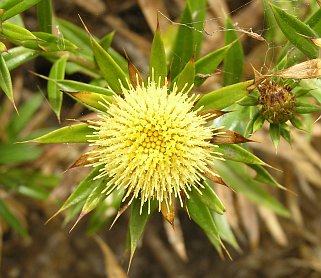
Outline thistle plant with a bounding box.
[1,0,321,267]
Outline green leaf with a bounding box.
[269,123,280,149]
[194,44,231,87]
[6,94,43,138]
[218,144,267,165]
[81,179,109,215]
[215,161,289,217]
[237,95,259,106]
[54,79,114,95]
[186,189,223,255]
[30,123,93,143]
[48,56,67,121]
[270,3,319,59]
[90,34,128,93]
[194,80,253,110]
[280,124,291,144]
[169,3,193,80]
[32,31,78,52]
[212,213,240,251]
[129,199,156,262]
[36,0,52,33]
[55,167,103,215]
[66,91,112,112]
[57,18,93,56]
[187,0,206,59]
[290,116,304,129]
[149,25,167,85]
[0,199,28,237]
[253,113,265,133]
[0,0,42,21]
[3,46,38,70]
[174,57,195,93]
[223,17,244,85]
[295,102,321,114]
[249,164,285,189]
[0,53,14,105]
[99,31,114,50]
[198,180,225,214]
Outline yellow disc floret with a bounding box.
[87,80,218,212]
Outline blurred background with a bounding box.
[1,0,321,277]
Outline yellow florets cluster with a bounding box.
[87,80,218,212]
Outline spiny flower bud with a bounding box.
[258,79,296,124]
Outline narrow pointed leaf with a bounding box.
[195,44,231,87]
[0,0,42,21]
[218,144,267,166]
[66,91,112,112]
[280,124,291,144]
[212,213,240,251]
[224,17,244,85]
[99,32,115,50]
[269,124,280,149]
[48,56,67,120]
[0,54,14,105]
[295,102,321,114]
[54,79,114,95]
[270,3,319,58]
[55,167,104,215]
[37,0,52,33]
[30,123,93,143]
[174,56,195,93]
[81,179,109,215]
[3,46,38,71]
[198,180,225,214]
[129,199,156,261]
[194,80,253,110]
[186,189,223,255]
[169,3,193,80]
[187,0,206,59]
[215,161,289,217]
[249,164,286,189]
[90,34,128,93]
[149,24,167,85]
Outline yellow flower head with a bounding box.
[88,79,220,212]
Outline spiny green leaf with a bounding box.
[0,53,14,106]
[295,101,321,114]
[290,116,304,129]
[36,0,52,33]
[90,33,128,93]
[99,31,114,50]
[212,213,240,251]
[194,44,231,87]
[48,56,67,121]
[223,17,244,85]
[249,164,285,190]
[54,167,104,217]
[66,91,112,113]
[270,2,319,59]
[187,0,206,59]
[129,199,156,263]
[198,180,225,214]
[186,189,223,255]
[150,24,167,85]
[215,161,289,217]
[174,56,195,94]
[280,124,291,144]
[169,3,193,80]
[218,144,267,166]
[54,79,114,95]
[269,123,280,149]
[0,0,42,21]
[30,123,93,144]
[3,46,38,70]
[194,80,253,110]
